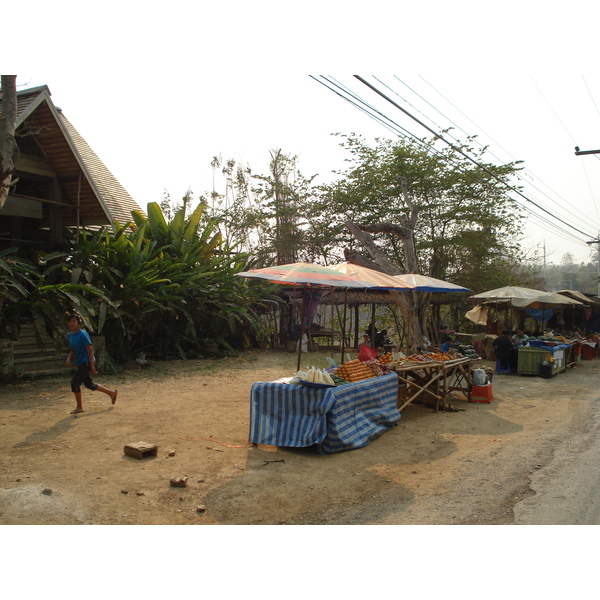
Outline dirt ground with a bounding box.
[1,349,599,525]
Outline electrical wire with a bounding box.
[353,75,597,241]
[416,76,597,229]
[312,75,598,244]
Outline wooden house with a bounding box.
[0,84,144,376]
[1,84,143,252]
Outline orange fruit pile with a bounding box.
[335,359,377,383]
[378,352,393,364]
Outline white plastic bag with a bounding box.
[472,368,488,386]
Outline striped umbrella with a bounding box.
[235,262,377,288]
[328,262,415,290]
[236,262,377,370]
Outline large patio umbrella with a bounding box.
[235,262,376,370]
[392,273,472,293]
[328,263,416,290]
[471,287,583,330]
[472,285,544,300]
[390,274,471,348]
[236,262,374,288]
[510,292,583,309]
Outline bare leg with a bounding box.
[71,392,84,414]
[95,384,117,404]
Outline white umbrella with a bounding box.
[472,285,544,300]
[392,273,472,293]
[511,292,583,308]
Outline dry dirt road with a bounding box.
[1,350,599,526]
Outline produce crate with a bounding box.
[518,347,563,376]
[582,344,597,361]
[470,383,493,403]
[539,364,556,378]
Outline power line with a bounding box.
[353,75,596,241]
[312,75,597,243]
[417,75,596,230]
[582,76,600,121]
[313,76,494,184]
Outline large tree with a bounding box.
[314,133,526,350]
[0,75,20,210]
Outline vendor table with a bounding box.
[439,357,474,403]
[249,373,400,454]
[395,357,474,412]
[395,362,444,412]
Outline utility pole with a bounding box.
[575,147,600,296]
[586,238,600,298]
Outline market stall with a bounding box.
[249,372,400,454]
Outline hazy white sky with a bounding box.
[7,2,600,267]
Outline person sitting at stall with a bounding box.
[440,335,453,353]
[493,330,514,372]
[512,328,529,346]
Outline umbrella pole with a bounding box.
[331,286,335,358]
[370,303,376,348]
[341,288,348,365]
[408,291,412,354]
[297,286,307,372]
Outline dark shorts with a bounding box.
[71,363,98,393]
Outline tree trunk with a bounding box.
[0,75,20,210]
[344,177,427,353]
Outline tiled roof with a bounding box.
[59,113,143,226]
[2,84,144,227]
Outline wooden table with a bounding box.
[395,357,474,411]
[307,328,342,350]
[395,361,445,412]
[439,357,474,403]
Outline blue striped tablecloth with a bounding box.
[249,372,400,454]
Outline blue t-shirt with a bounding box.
[68,329,93,365]
[441,342,451,352]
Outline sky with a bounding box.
[6,2,600,269]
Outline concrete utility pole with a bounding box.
[586,239,600,298]
[575,147,600,297]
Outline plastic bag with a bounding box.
[358,344,378,362]
[472,368,488,386]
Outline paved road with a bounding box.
[514,385,600,525]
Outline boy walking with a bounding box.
[66,314,117,414]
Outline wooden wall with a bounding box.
[0,324,106,378]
